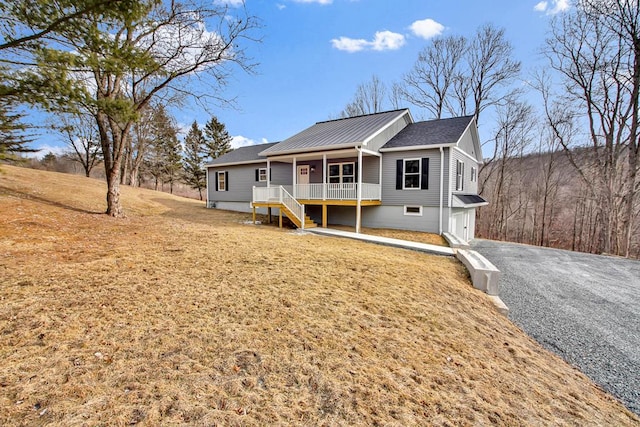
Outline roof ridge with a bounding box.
[315,108,409,125]
[414,115,475,125]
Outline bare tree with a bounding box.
[398,24,520,123]
[543,2,639,255]
[55,112,101,177]
[341,75,388,117]
[401,36,467,119]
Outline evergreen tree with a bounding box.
[203,115,232,161]
[144,105,181,192]
[182,121,206,200]
[0,97,34,162]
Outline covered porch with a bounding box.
[253,147,382,231]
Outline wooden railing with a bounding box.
[253,186,305,229]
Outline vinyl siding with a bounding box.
[325,205,450,234]
[365,114,411,152]
[207,162,290,202]
[381,149,449,207]
[457,127,478,160]
[450,149,478,195]
[269,161,292,186]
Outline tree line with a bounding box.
[337,1,639,258]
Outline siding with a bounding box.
[295,156,380,184]
[381,149,449,207]
[457,127,478,160]
[269,161,293,186]
[326,205,449,234]
[208,163,262,203]
[450,149,478,195]
[366,114,410,152]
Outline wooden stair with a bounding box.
[280,204,317,229]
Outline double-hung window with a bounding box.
[403,159,421,189]
[258,168,267,182]
[328,162,355,184]
[470,166,477,183]
[456,160,464,191]
[217,171,227,191]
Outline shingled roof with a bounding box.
[380,115,474,149]
[206,142,278,167]
[259,109,410,156]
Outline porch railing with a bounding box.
[253,185,305,229]
[293,183,381,201]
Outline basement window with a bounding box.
[404,205,423,216]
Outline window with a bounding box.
[456,160,464,191]
[328,162,355,184]
[258,168,267,182]
[471,166,477,183]
[217,171,227,191]
[404,205,423,216]
[396,158,429,190]
[403,159,420,189]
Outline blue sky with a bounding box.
[32,0,570,157]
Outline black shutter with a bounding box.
[224,171,229,191]
[269,168,272,182]
[421,158,429,190]
[396,159,403,190]
[215,172,219,191]
[255,168,259,182]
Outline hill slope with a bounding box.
[1,165,638,426]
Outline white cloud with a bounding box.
[409,18,445,40]
[214,0,245,6]
[534,0,570,14]
[534,1,548,11]
[371,31,406,51]
[231,135,269,149]
[292,0,333,4]
[276,4,286,10]
[331,31,405,53]
[25,144,68,159]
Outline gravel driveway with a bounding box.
[471,239,640,416]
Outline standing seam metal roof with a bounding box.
[259,109,410,156]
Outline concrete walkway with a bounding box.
[307,228,455,256]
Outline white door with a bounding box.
[297,165,310,198]
[451,211,465,241]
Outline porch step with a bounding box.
[303,215,317,229]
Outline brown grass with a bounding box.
[329,225,448,246]
[0,165,638,427]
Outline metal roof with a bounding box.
[260,109,410,156]
[206,142,278,167]
[453,194,488,208]
[381,115,474,149]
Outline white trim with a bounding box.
[205,167,209,207]
[265,147,361,162]
[439,147,444,234]
[328,161,356,184]
[455,159,464,192]
[453,146,479,163]
[258,167,267,182]
[259,142,358,157]
[362,109,411,146]
[360,148,382,157]
[205,159,265,168]
[379,143,455,152]
[404,205,423,216]
[402,158,422,190]
[217,170,227,192]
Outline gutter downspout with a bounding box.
[439,147,444,235]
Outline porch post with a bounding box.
[322,154,327,200]
[356,147,363,233]
[378,155,383,199]
[293,157,297,198]
[266,159,271,188]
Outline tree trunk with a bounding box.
[106,166,124,217]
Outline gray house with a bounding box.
[205,109,487,241]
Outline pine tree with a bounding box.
[182,121,206,200]
[0,97,35,163]
[144,105,181,192]
[203,115,232,161]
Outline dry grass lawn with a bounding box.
[1,165,638,426]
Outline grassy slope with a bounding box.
[0,165,638,427]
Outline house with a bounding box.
[205,109,488,242]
